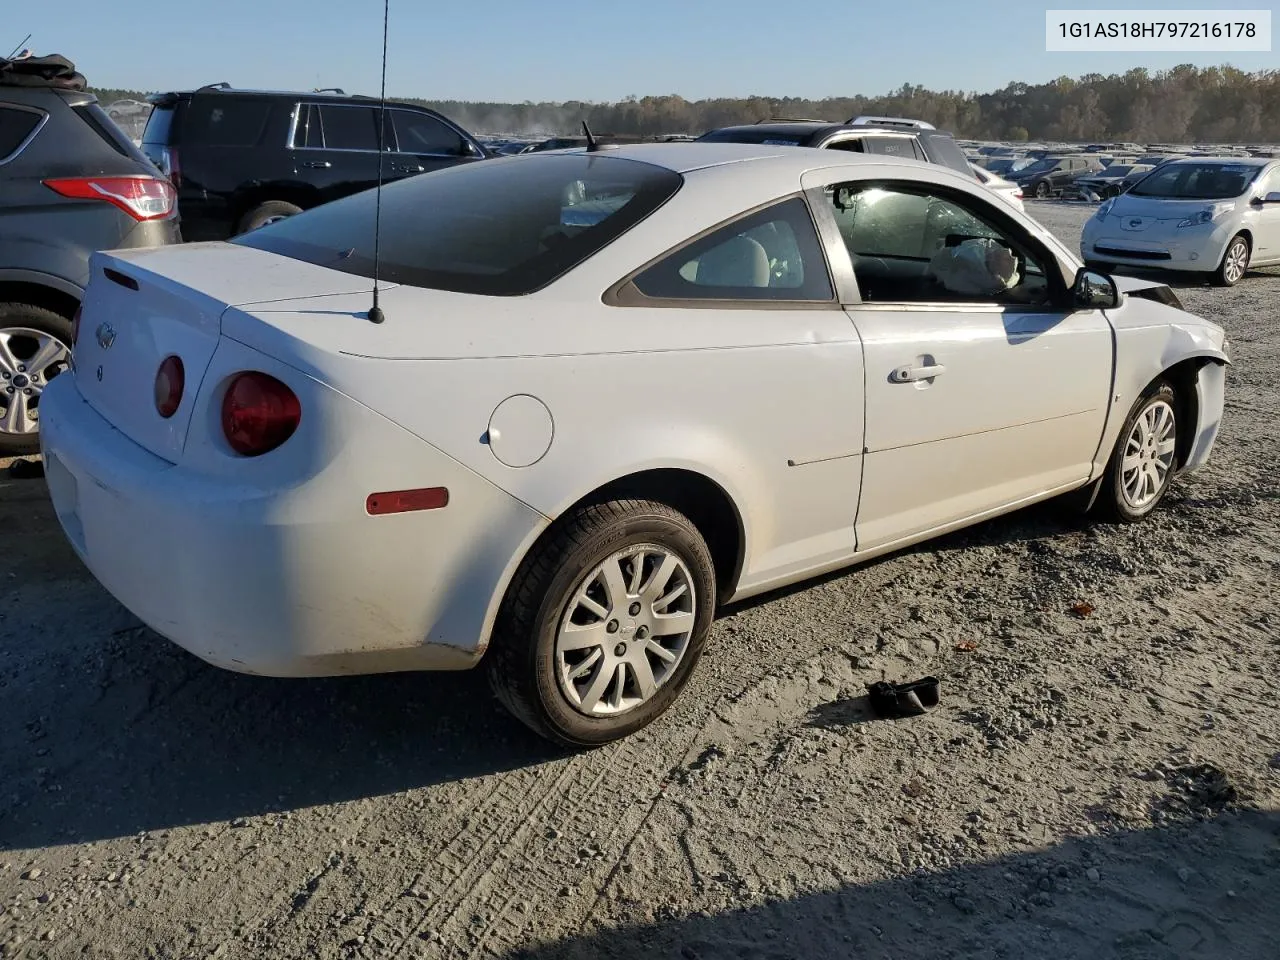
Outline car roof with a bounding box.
[542,141,945,176]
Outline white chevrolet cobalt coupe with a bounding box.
[41,144,1229,746]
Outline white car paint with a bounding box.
[40,145,1229,683]
[970,162,1025,211]
[1081,157,1280,277]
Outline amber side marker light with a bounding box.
[366,487,450,516]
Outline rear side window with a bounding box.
[0,106,43,162]
[391,110,465,155]
[864,136,920,160]
[318,105,378,150]
[183,97,272,146]
[630,197,833,302]
[73,104,136,158]
[142,105,177,145]
[231,154,682,296]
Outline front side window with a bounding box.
[826,183,1054,306]
[317,105,378,151]
[232,153,682,296]
[630,197,833,302]
[1129,162,1260,200]
[392,110,466,156]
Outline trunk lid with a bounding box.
[73,243,375,463]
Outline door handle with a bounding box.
[392,164,425,173]
[890,363,946,383]
[302,160,332,169]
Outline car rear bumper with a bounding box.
[39,370,547,677]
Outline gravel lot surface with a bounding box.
[2,202,1279,960]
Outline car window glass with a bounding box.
[295,104,324,148]
[392,110,465,155]
[1130,162,1257,199]
[141,105,176,145]
[825,137,866,153]
[1259,167,1280,196]
[865,136,916,159]
[0,107,42,160]
[318,105,378,151]
[826,183,1053,306]
[233,153,682,296]
[632,197,832,302]
[186,97,272,146]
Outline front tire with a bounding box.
[1096,381,1178,523]
[0,304,74,456]
[1213,233,1249,287]
[487,499,717,747]
[1033,180,1051,199]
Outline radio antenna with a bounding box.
[6,34,33,60]
[367,0,390,324]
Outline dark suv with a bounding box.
[696,115,973,176]
[142,85,490,240]
[1,63,179,454]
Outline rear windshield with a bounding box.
[142,105,176,145]
[232,153,683,296]
[1128,162,1261,199]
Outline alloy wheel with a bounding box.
[1223,239,1248,284]
[0,327,71,437]
[1120,399,1176,511]
[555,544,697,717]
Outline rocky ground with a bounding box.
[2,202,1278,959]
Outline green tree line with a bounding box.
[91,64,1280,142]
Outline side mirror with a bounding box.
[1073,267,1119,309]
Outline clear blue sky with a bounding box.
[11,0,1277,101]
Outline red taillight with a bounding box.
[221,372,301,456]
[42,176,177,221]
[154,356,185,419]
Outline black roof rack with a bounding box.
[312,87,345,95]
[196,82,232,92]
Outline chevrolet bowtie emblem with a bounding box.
[95,322,116,350]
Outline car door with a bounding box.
[289,102,383,204]
[1249,165,1280,263]
[806,175,1113,551]
[387,108,484,178]
[614,195,866,580]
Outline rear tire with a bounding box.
[1095,381,1178,523]
[0,303,74,456]
[1034,180,1051,199]
[237,200,303,234]
[1213,233,1249,287]
[486,499,717,748]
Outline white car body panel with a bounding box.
[1081,158,1280,273]
[41,144,1231,677]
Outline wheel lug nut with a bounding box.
[628,602,641,616]
[635,626,649,640]
[614,642,627,657]
[606,620,619,634]
[23,388,32,395]
[16,365,24,373]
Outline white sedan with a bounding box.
[41,144,1230,745]
[1081,156,1280,286]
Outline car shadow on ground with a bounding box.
[497,809,1280,960]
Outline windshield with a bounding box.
[1129,162,1260,199]
[1098,165,1132,178]
[232,154,682,296]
